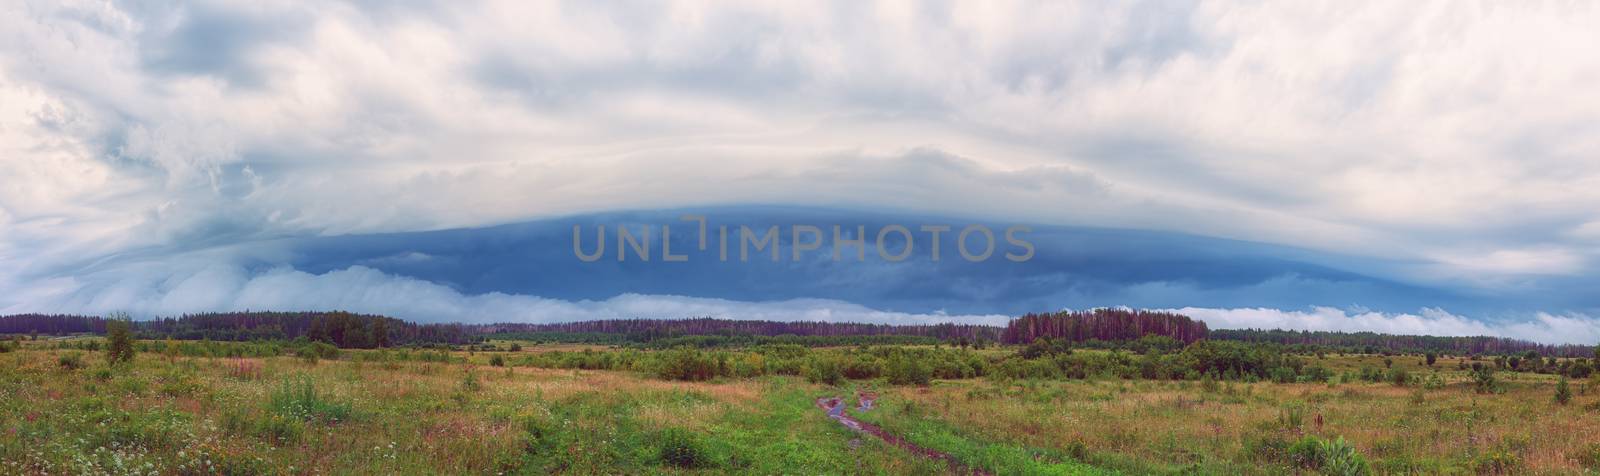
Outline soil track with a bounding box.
[817,393,992,476]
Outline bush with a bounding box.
[804,357,844,386]
[1389,368,1410,387]
[58,352,86,370]
[656,428,711,469]
[490,355,506,367]
[1473,367,1501,394]
[105,317,136,365]
[1289,436,1371,476]
[884,354,932,386]
[656,347,720,381]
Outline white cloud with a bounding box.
[1173,306,1600,346]
[3,262,1010,327]
[3,1,1600,321]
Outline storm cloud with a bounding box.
[3,1,1599,340]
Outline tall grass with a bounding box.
[268,375,352,422]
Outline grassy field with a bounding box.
[3,340,1599,475]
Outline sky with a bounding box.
[3,1,1600,343]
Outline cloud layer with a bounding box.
[3,1,1600,339]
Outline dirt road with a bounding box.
[817,393,992,476]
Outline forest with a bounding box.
[2,309,1594,358]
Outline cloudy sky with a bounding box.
[3,1,1599,343]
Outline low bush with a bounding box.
[1289,436,1371,475]
[884,353,932,386]
[655,428,712,469]
[804,356,844,386]
[655,347,721,382]
[57,352,86,370]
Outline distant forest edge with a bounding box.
[1,309,1593,357]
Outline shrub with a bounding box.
[1290,436,1370,475]
[656,428,711,469]
[1317,437,1372,476]
[656,347,720,381]
[58,352,87,370]
[804,357,844,386]
[840,355,883,380]
[269,376,353,423]
[490,354,506,367]
[1556,376,1572,405]
[105,317,136,365]
[1473,367,1501,394]
[1389,368,1410,387]
[884,354,932,386]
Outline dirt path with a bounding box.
[817,393,992,476]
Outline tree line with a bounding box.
[0,312,471,347]
[474,317,1003,342]
[6,311,1596,357]
[1210,328,1595,358]
[1002,309,1210,345]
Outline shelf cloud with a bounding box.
[3,1,1599,340]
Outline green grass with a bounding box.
[3,342,1598,474]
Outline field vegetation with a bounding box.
[4,325,1600,475]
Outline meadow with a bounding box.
[2,336,1598,475]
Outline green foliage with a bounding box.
[105,317,136,365]
[295,342,339,364]
[655,428,712,469]
[1556,376,1572,405]
[1389,367,1410,387]
[655,346,721,381]
[1473,366,1502,394]
[1289,436,1370,475]
[57,352,86,370]
[1470,448,1520,474]
[489,354,506,367]
[884,353,932,386]
[1278,402,1307,430]
[268,376,352,423]
[803,356,844,386]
